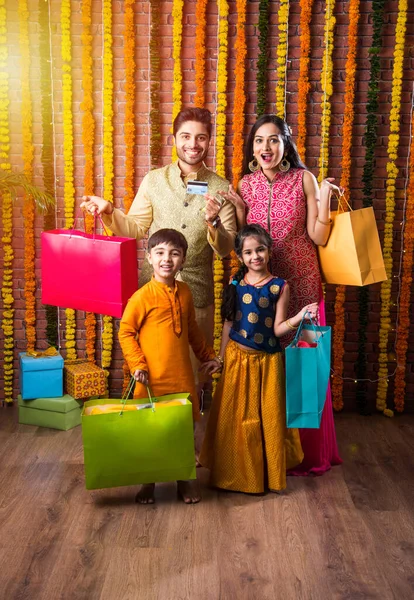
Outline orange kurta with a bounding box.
[119,278,216,420]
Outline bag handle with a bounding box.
[292,311,324,346]
[334,188,352,214]
[70,210,111,239]
[119,377,155,416]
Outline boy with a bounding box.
[119,229,221,505]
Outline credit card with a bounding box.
[186,180,208,195]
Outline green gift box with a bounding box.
[18,394,82,431]
[81,393,196,490]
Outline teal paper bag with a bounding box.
[81,393,196,490]
[285,319,331,429]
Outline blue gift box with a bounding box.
[19,352,64,400]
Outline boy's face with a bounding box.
[147,242,186,284]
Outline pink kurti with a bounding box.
[242,168,342,476]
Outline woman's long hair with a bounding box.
[242,114,306,176]
[221,225,273,322]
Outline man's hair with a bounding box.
[147,228,188,257]
[173,107,212,138]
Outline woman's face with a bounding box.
[252,122,285,172]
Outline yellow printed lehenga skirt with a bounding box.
[200,340,303,493]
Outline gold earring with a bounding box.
[279,157,290,173]
[248,158,260,173]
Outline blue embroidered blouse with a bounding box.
[229,276,286,353]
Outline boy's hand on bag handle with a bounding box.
[80,195,114,216]
[134,369,148,385]
[199,358,222,375]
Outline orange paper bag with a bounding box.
[318,206,387,286]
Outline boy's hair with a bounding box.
[242,114,306,176]
[221,224,273,322]
[147,228,188,257]
[173,107,212,138]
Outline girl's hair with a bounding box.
[147,228,188,257]
[242,114,307,176]
[173,107,212,138]
[221,224,273,322]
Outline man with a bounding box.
[81,107,236,385]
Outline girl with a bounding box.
[199,224,318,494]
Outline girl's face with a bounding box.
[252,122,285,172]
[240,236,270,274]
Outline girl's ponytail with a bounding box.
[221,264,246,322]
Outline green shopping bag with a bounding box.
[81,385,196,490]
[285,314,331,429]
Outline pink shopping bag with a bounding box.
[41,228,138,318]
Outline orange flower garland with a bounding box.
[232,0,247,188]
[394,110,414,412]
[297,0,314,161]
[19,0,36,353]
[81,0,96,363]
[122,0,136,391]
[331,0,360,412]
[194,0,208,108]
[0,0,14,404]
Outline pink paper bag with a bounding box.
[41,229,138,318]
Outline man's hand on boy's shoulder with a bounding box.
[134,369,149,385]
[199,358,222,376]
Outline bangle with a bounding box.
[285,319,298,330]
[317,216,332,226]
[216,355,224,366]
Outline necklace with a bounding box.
[244,273,272,287]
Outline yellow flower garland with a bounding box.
[102,0,114,369]
[317,0,336,182]
[19,0,36,353]
[81,0,96,363]
[376,0,408,415]
[331,0,359,412]
[0,0,13,403]
[171,0,184,161]
[275,0,289,118]
[61,0,77,360]
[213,0,229,388]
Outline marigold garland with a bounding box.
[194,0,208,108]
[331,0,359,412]
[297,0,314,161]
[275,0,289,119]
[149,0,161,168]
[213,0,229,390]
[61,0,77,361]
[232,0,246,188]
[102,0,114,369]
[39,0,58,347]
[81,0,96,363]
[376,0,408,415]
[171,0,184,161]
[356,0,386,414]
[0,0,13,403]
[394,108,414,412]
[19,0,36,353]
[317,0,336,182]
[256,0,270,116]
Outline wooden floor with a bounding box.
[1,407,414,600]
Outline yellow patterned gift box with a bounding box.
[64,360,106,399]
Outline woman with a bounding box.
[219,114,342,476]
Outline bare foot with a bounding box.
[177,480,201,504]
[135,483,155,504]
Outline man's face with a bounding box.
[174,121,210,169]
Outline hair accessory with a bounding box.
[279,157,290,173]
[231,279,238,286]
[248,158,260,173]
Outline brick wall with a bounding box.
[1,0,414,411]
